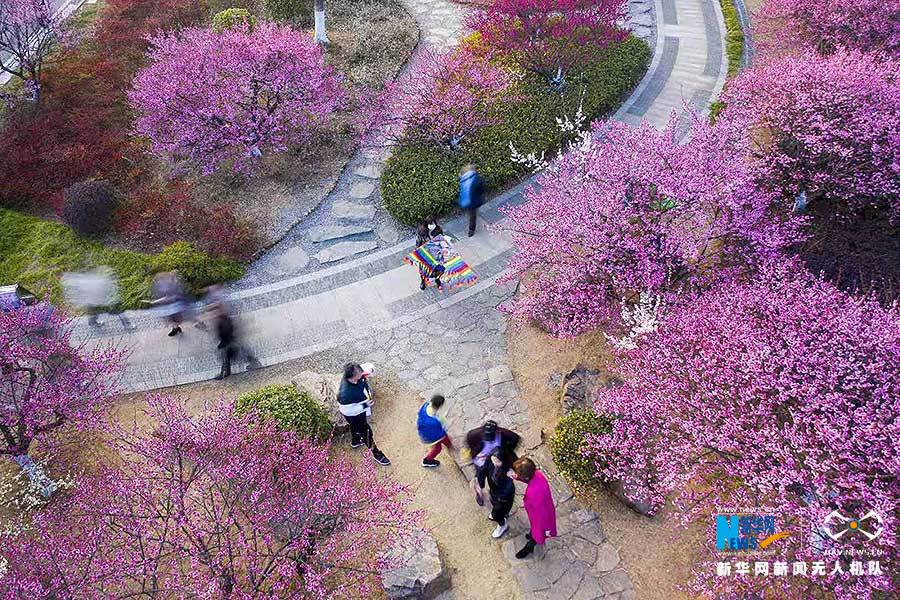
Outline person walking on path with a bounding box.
[338,363,391,466]
[212,305,258,380]
[405,231,478,292]
[61,267,135,330]
[465,420,520,470]
[149,271,204,337]
[512,457,558,558]
[417,394,453,468]
[473,448,516,539]
[458,163,484,237]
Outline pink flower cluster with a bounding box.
[588,260,900,599]
[466,0,627,86]
[356,45,516,151]
[499,114,805,337]
[721,49,900,217]
[3,395,418,598]
[129,22,345,175]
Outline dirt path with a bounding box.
[374,378,520,600]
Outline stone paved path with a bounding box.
[71,1,727,597]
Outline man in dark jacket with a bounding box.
[213,307,257,380]
[474,447,516,539]
[338,363,391,466]
[458,164,484,237]
[466,420,520,470]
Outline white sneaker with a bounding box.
[492,523,509,539]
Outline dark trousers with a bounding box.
[490,497,514,527]
[344,412,385,458]
[467,207,478,236]
[219,344,257,376]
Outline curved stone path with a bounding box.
[72,1,728,597]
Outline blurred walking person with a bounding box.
[417,394,452,468]
[149,271,203,337]
[512,457,558,558]
[213,305,258,380]
[61,266,134,330]
[458,164,484,237]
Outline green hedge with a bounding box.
[212,7,257,32]
[0,208,243,310]
[381,36,651,225]
[549,409,613,488]
[719,0,745,77]
[236,384,333,440]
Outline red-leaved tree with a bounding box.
[0,305,121,498]
[755,0,900,58]
[500,115,805,337]
[720,49,900,218]
[2,396,417,598]
[129,22,345,175]
[586,260,899,599]
[357,45,517,152]
[466,0,626,88]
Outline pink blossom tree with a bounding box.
[0,306,121,497]
[499,115,805,337]
[129,22,345,175]
[356,45,517,152]
[720,49,900,218]
[2,396,417,597]
[466,0,627,89]
[586,260,899,599]
[0,0,65,102]
[755,0,900,57]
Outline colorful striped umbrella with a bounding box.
[404,235,478,290]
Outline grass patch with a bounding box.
[381,35,651,225]
[719,0,745,76]
[0,208,243,310]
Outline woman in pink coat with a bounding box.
[512,457,557,558]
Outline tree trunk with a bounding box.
[314,0,329,45]
[12,455,57,499]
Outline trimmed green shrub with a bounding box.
[149,241,244,296]
[719,0,744,76]
[236,384,332,440]
[381,36,651,225]
[265,0,311,24]
[212,7,257,32]
[550,409,613,488]
[61,180,120,238]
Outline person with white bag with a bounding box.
[337,362,391,466]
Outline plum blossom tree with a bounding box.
[0,0,65,102]
[129,22,345,175]
[0,306,121,498]
[466,0,626,89]
[586,261,900,599]
[356,45,517,152]
[720,49,900,218]
[1,396,417,598]
[755,0,900,57]
[499,114,805,337]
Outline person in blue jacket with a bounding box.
[417,394,453,468]
[458,164,484,237]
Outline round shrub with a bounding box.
[236,384,332,440]
[60,180,120,238]
[550,409,612,488]
[265,0,311,24]
[212,8,256,32]
[149,241,244,295]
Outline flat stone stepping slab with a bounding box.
[308,224,373,243]
[332,201,376,220]
[349,182,376,199]
[314,240,378,263]
[354,164,383,179]
[273,246,309,272]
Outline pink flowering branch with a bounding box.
[499,114,806,337]
[2,395,419,598]
[129,22,345,175]
[0,0,67,102]
[586,260,899,599]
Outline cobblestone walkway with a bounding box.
[72,1,727,597]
